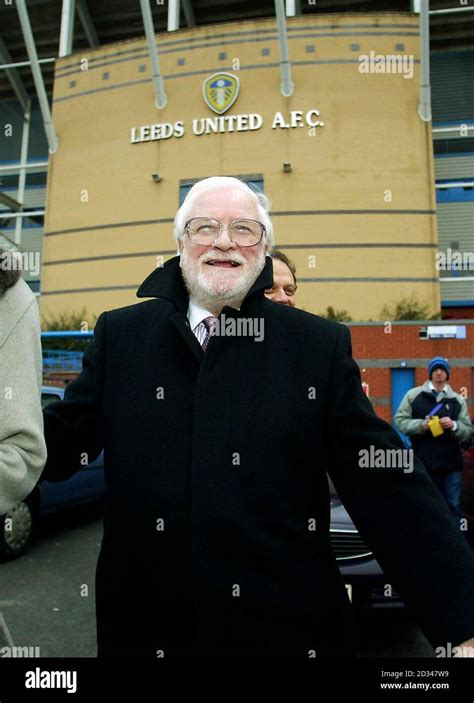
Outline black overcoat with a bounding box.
[42,256,474,656]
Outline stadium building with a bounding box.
[0,0,473,322]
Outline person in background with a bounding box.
[394,356,472,529]
[0,250,46,515]
[265,249,297,307]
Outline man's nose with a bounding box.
[272,288,290,305]
[212,224,237,249]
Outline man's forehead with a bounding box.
[273,260,292,279]
[190,187,258,213]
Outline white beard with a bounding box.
[179,246,266,311]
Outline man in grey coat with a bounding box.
[395,356,472,529]
[0,250,46,515]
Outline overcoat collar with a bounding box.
[136,255,274,314]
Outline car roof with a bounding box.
[42,385,65,396]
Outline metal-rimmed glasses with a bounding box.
[184,217,266,247]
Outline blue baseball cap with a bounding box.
[428,356,450,380]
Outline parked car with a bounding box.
[0,386,105,561]
[329,479,403,611]
[333,420,474,609]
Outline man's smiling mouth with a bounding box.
[205,260,241,268]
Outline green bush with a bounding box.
[318,306,352,322]
[380,293,441,321]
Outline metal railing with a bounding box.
[42,349,84,372]
[41,331,93,373]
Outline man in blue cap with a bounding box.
[395,356,473,529]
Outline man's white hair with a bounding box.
[173,176,275,249]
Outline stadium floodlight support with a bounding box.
[417,0,431,122]
[429,6,474,14]
[168,0,180,32]
[15,0,59,154]
[77,0,99,47]
[274,0,294,97]
[0,211,45,220]
[433,125,474,134]
[167,0,196,29]
[285,0,301,16]
[0,57,56,70]
[59,0,75,58]
[182,0,196,27]
[14,100,32,246]
[0,162,49,172]
[140,0,167,109]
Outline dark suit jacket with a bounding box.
[42,256,474,656]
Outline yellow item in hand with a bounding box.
[428,415,444,437]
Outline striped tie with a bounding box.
[201,315,217,351]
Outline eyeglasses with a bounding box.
[184,217,266,247]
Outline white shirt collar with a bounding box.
[429,381,448,393]
[187,299,214,333]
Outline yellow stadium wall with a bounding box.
[41,11,439,322]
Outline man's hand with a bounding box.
[439,417,454,430]
[455,638,474,656]
[422,417,430,430]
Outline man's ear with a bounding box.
[178,238,184,254]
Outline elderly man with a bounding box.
[42,177,474,658]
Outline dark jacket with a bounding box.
[394,382,472,471]
[42,256,474,657]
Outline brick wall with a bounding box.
[443,307,474,321]
[349,322,474,423]
[43,322,474,426]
